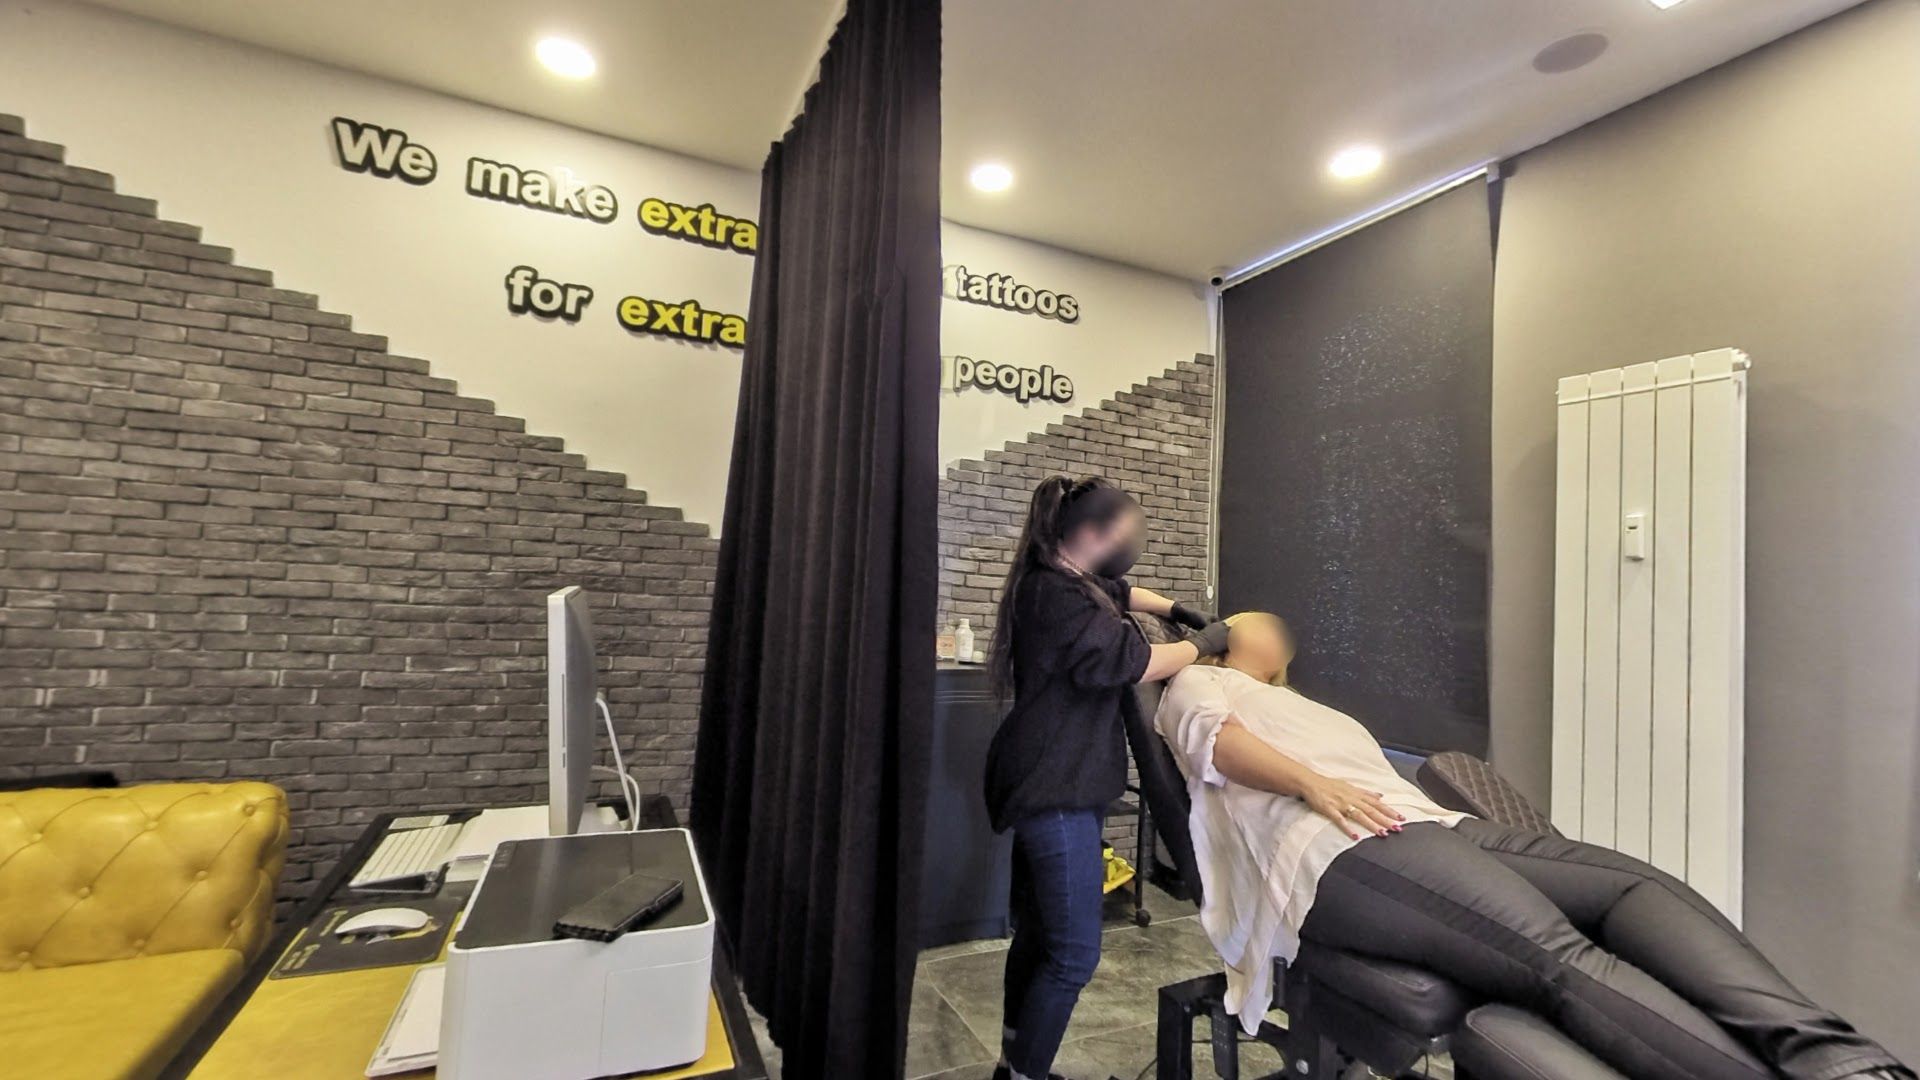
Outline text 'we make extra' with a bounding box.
[329,116,751,349]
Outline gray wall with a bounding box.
[1490,0,1920,1056]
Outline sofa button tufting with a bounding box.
[243,804,256,815]
[132,939,145,950]
[16,951,29,962]
[228,918,240,929]
[29,833,41,843]
[195,870,208,881]
[77,886,91,898]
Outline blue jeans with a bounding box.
[1003,808,1105,1077]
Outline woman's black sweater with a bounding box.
[984,567,1151,832]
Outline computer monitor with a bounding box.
[546,586,598,836]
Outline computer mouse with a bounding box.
[335,907,433,938]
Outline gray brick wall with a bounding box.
[0,109,1214,899]
[0,114,715,902]
[936,353,1215,851]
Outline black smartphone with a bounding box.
[554,871,685,942]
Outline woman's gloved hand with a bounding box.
[1191,620,1232,657]
[1169,601,1216,631]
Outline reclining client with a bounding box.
[1157,612,1911,1080]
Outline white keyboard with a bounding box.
[351,823,465,889]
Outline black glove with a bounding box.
[1169,602,1216,631]
[1191,620,1231,657]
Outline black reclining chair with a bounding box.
[1123,624,1621,1080]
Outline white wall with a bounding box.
[1,0,757,527]
[1489,1,1920,1057]
[938,222,1211,467]
[0,1,1209,524]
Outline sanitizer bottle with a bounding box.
[954,619,974,664]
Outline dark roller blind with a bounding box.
[1219,180,1492,754]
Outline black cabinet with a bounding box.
[918,663,1012,948]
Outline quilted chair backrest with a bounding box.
[1416,751,1561,837]
[0,782,288,971]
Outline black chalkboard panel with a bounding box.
[1220,181,1493,755]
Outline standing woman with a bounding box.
[984,475,1230,1080]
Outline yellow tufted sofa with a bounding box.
[0,782,289,1080]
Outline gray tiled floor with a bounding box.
[907,884,1283,1080]
[750,882,1450,1080]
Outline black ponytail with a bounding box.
[989,475,1132,697]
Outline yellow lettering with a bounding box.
[618,296,650,328]
[617,292,746,349]
[636,196,758,255]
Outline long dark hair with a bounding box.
[989,475,1133,697]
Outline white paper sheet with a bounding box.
[366,963,444,1077]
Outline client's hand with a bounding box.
[1300,775,1405,840]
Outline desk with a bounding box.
[165,797,767,1080]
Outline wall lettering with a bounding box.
[617,295,747,348]
[331,117,437,185]
[505,265,594,322]
[466,158,618,223]
[945,264,1079,323]
[325,117,752,348]
[945,355,1074,404]
[637,197,758,254]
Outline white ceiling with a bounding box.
[82,0,843,169]
[90,0,1864,280]
[942,0,1865,277]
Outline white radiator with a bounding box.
[1551,349,1748,923]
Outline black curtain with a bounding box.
[689,0,940,1077]
[1219,181,1493,755]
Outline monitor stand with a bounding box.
[458,803,623,851]
[576,805,622,833]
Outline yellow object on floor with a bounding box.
[1103,846,1136,894]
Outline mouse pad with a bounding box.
[270,885,473,979]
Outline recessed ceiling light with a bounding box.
[1647,0,1688,8]
[1327,145,1383,181]
[536,37,596,79]
[969,162,1014,193]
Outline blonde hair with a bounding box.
[1194,611,1291,686]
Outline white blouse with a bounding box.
[1154,665,1467,1032]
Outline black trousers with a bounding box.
[1299,819,1909,1080]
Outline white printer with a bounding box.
[439,828,714,1080]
